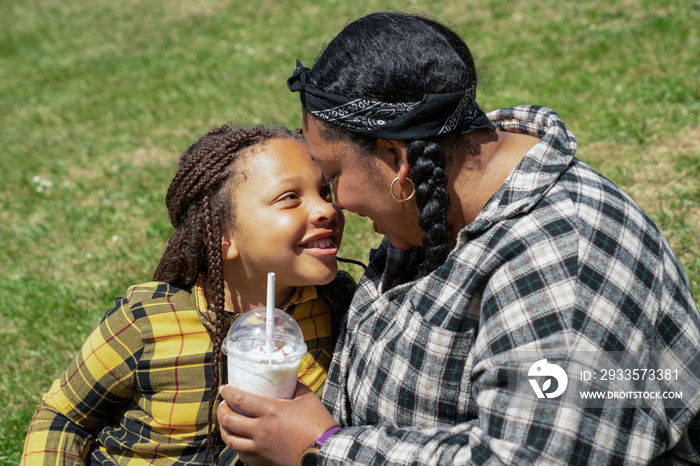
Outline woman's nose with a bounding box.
[331,181,344,210]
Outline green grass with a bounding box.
[1,0,698,462]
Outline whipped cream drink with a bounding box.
[227,344,301,399]
[223,307,307,400]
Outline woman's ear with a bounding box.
[376,139,410,181]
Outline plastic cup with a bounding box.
[222,307,307,400]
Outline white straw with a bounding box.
[265,272,275,353]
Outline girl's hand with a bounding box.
[218,382,338,466]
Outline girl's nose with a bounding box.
[311,196,338,224]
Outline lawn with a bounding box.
[1,0,698,462]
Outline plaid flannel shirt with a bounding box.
[22,272,355,465]
[321,106,700,465]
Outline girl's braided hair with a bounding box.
[307,12,479,274]
[153,124,304,464]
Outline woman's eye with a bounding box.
[321,180,336,202]
[320,184,333,202]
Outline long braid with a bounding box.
[202,195,227,465]
[152,124,304,465]
[406,139,450,274]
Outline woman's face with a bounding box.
[302,113,423,250]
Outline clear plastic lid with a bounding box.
[222,307,307,363]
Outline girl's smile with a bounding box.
[298,233,338,255]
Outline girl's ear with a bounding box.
[221,225,239,260]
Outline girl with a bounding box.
[22,125,356,465]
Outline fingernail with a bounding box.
[219,384,225,394]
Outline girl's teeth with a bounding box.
[306,238,332,248]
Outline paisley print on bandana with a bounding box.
[310,100,420,132]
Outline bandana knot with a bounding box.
[287,59,309,93]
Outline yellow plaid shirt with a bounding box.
[22,273,355,465]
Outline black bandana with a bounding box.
[287,60,495,140]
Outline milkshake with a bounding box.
[222,307,307,400]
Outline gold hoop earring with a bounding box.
[390,174,415,202]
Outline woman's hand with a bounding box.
[218,382,338,466]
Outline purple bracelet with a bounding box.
[316,426,341,446]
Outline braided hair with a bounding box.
[153,124,304,464]
[306,12,479,274]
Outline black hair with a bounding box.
[307,12,479,274]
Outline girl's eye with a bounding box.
[279,192,300,202]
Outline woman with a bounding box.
[218,12,700,465]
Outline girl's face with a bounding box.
[302,113,423,250]
[223,138,343,291]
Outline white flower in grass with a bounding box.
[32,175,53,193]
